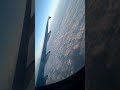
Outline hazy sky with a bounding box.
[35,0,60,83]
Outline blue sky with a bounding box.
[35,0,60,83]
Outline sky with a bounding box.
[35,0,60,83]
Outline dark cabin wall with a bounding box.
[0,0,27,90]
[86,0,120,90]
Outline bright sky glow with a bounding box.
[49,0,60,32]
[35,0,60,83]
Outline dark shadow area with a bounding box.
[86,0,120,90]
